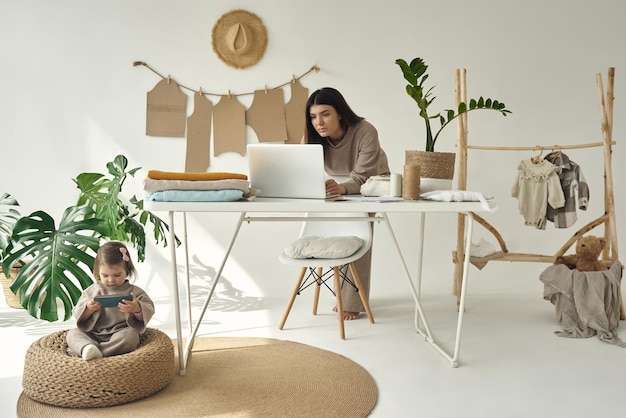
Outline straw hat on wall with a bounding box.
[212,9,268,69]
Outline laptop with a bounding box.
[247,143,337,199]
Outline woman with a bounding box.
[304,87,390,320]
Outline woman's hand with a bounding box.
[325,179,346,196]
[118,292,141,314]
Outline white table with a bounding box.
[145,197,495,375]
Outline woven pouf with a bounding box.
[22,328,174,408]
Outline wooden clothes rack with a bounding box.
[452,67,619,309]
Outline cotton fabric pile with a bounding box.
[143,170,259,202]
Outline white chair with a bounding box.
[278,212,375,339]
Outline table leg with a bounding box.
[182,213,192,339]
[382,211,475,368]
[180,212,247,369]
[168,211,186,376]
[170,211,247,375]
[381,214,435,341]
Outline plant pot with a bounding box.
[1,264,23,309]
[404,150,456,193]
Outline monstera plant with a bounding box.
[1,155,175,321]
[0,193,20,259]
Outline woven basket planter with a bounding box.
[1,265,23,309]
[405,150,456,179]
[405,150,456,193]
[22,328,174,408]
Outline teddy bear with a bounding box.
[556,235,612,271]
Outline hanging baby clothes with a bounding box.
[511,158,565,230]
[544,151,590,228]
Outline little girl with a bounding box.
[67,241,155,360]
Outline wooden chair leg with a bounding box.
[313,267,322,315]
[279,267,307,330]
[619,265,625,321]
[333,266,346,340]
[349,262,375,324]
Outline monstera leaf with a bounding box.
[74,154,171,262]
[3,205,108,321]
[0,193,20,257]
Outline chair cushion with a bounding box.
[285,235,364,259]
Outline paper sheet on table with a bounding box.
[339,196,405,203]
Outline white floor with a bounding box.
[2,260,626,418]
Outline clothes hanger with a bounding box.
[531,146,543,164]
[545,145,562,163]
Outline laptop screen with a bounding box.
[247,144,329,199]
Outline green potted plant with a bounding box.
[0,193,23,308]
[0,193,20,259]
[1,155,175,321]
[395,57,511,191]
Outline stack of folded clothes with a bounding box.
[143,170,259,202]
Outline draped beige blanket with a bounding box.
[540,261,625,347]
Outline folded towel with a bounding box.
[470,238,497,257]
[145,189,244,202]
[143,178,258,198]
[420,190,495,212]
[147,170,248,181]
[360,176,390,197]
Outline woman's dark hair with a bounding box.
[304,87,364,144]
[93,241,137,281]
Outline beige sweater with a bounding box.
[322,120,390,194]
[72,280,155,336]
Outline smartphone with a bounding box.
[94,295,132,308]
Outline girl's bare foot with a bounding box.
[332,306,360,320]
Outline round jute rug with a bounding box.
[17,336,378,417]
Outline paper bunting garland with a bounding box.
[136,61,318,171]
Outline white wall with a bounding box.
[2,1,625,310]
